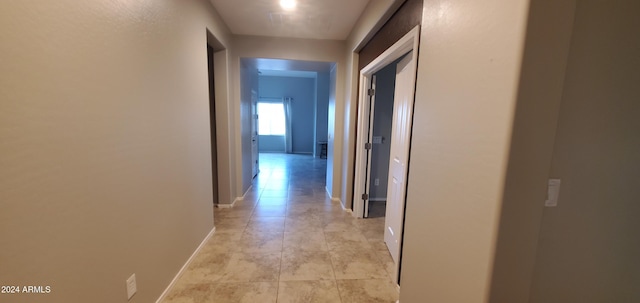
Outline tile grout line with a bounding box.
[325,229,345,303]
[214,154,383,302]
[275,205,286,303]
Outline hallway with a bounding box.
[163,154,399,302]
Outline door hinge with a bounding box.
[367,88,375,96]
[364,142,372,150]
[361,193,369,200]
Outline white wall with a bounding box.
[399,0,531,301]
[0,1,232,302]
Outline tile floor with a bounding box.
[163,153,398,303]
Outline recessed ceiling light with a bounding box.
[280,0,296,11]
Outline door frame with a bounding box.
[353,26,420,219]
[206,43,219,205]
[362,75,377,218]
[250,89,259,178]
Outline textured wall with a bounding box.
[400,0,530,301]
[488,0,576,301]
[529,1,640,302]
[0,1,230,302]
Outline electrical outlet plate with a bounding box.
[545,179,561,207]
[126,274,137,300]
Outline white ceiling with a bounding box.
[259,70,317,78]
[242,57,335,78]
[248,58,334,71]
[210,0,371,40]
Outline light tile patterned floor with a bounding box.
[163,153,398,303]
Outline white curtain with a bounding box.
[283,97,293,154]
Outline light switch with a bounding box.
[126,273,137,300]
[545,179,561,207]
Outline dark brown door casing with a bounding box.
[358,0,423,70]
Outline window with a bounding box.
[258,102,286,135]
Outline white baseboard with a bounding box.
[216,185,253,208]
[155,227,216,303]
[332,197,352,213]
[341,202,352,213]
[240,184,253,203]
[325,187,350,212]
[215,200,236,208]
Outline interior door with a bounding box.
[251,90,259,178]
[363,76,377,218]
[384,51,416,265]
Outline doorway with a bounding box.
[251,90,259,179]
[240,58,335,191]
[361,58,404,218]
[207,44,219,206]
[353,26,420,285]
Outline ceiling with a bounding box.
[210,0,371,40]
[242,58,335,78]
[259,70,317,78]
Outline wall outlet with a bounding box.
[545,179,561,207]
[374,178,380,186]
[126,274,137,300]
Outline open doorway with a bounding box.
[240,58,335,190]
[353,26,420,285]
[206,29,231,209]
[361,57,406,218]
[251,89,259,179]
[206,41,219,206]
